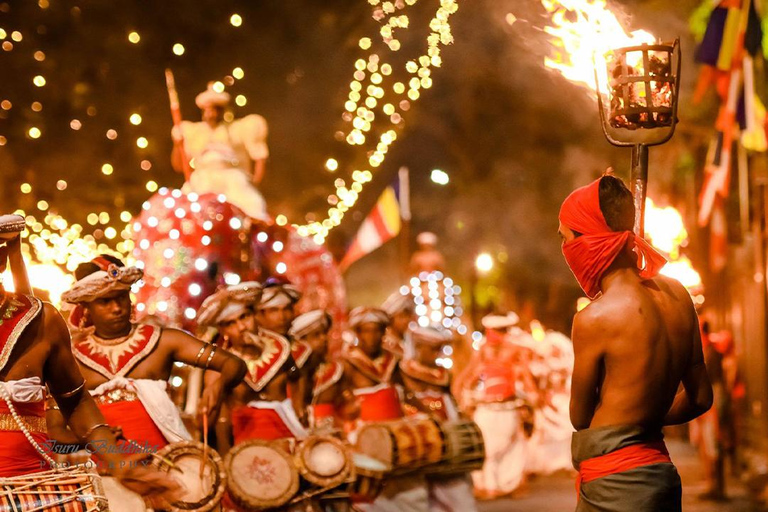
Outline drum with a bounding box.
[356,417,443,470]
[224,439,299,510]
[152,441,227,512]
[0,464,108,511]
[295,435,352,488]
[427,419,485,476]
[152,440,226,512]
[348,453,388,503]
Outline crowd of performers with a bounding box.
[0,212,577,511]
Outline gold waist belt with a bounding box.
[0,413,47,434]
[93,388,139,406]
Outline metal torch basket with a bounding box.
[596,39,681,147]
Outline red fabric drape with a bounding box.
[0,400,48,477]
[98,399,168,452]
[559,178,666,299]
[231,406,295,443]
[357,386,403,422]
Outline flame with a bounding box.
[644,198,702,293]
[2,263,75,307]
[644,198,687,258]
[659,256,702,291]
[541,0,655,92]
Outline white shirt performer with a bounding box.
[171,83,270,221]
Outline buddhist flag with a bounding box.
[339,170,408,272]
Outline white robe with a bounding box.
[472,402,527,494]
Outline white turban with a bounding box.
[0,214,26,235]
[259,284,301,310]
[411,326,451,346]
[197,281,262,326]
[416,232,438,246]
[481,312,520,330]
[62,265,143,304]
[195,84,231,109]
[381,291,414,316]
[348,307,389,328]
[289,309,331,340]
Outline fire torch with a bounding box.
[595,40,681,237]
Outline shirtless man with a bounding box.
[341,307,429,512]
[50,256,246,449]
[289,309,347,429]
[400,326,477,512]
[558,175,713,511]
[381,291,415,358]
[198,284,306,457]
[0,216,176,504]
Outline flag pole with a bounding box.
[398,167,411,281]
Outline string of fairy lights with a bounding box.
[2,0,460,278]
[299,0,459,243]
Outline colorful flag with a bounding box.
[338,174,408,272]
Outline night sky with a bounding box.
[0,0,716,328]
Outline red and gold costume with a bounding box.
[230,330,306,442]
[342,345,402,422]
[0,293,46,477]
[310,361,344,427]
[73,323,185,450]
[400,359,458,421]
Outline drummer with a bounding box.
[289,309,354,430]
[198,283,307,454]
[257,278,312,372]
[400,326,478,512]
[381,291,416,359]
[341,306,430,512]
[49,255,246,456]
[0,220,178,504]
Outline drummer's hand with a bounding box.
[116,464,183,508]
[110,426,124,441]
[199,379,224,424]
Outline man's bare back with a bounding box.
[570,270,709,430]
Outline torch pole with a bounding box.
[630,144,649,237]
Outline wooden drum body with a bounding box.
[356,417,443,471]
[153,440,227,512]
[0,465,109,511]
[428,419,485,476]
[224,439,299,510]
[349,453,389,503]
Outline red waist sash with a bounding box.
[98,399,168,452]
[576,440,672,494]
[231,406,295,443]
[311,403,336,421]
[357,386,403,422]
[0,401,48,477]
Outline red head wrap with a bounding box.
[559,178,666,299]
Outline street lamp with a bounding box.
[470,252,494,329]
[475,252,494,274]
[430,169,450,186]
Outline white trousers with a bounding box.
[472,402,527,494]
[428,475,477,512]
[357,474,429,512]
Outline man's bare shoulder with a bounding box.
[649,274,695,303]
[574,297,626,336]
[40,302,69,345]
